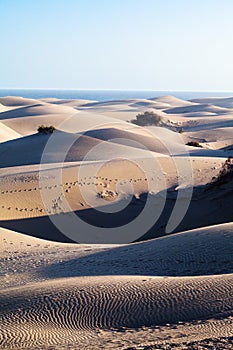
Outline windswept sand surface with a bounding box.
[1,225,233,349]
[0,95,233,349]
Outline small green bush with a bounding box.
[37,125,56,134]
[186,141,202,148]
[131,111,162,126]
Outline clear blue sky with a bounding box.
[1,0,233,90]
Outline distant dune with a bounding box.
[0,96,42,107]
[190,96,233,108]
[164,103,231,115]
[149,95,195,107]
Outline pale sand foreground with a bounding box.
[1,225,233,349]
[0,95,233,349]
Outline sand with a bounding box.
[0,95,233,349]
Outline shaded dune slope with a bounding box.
[83,127,176,154]
[165,104,231,115]
[190,96,233,108]
[40,223,233,279]
[0,130,162,167]
[1,176,233,243]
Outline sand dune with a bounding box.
[186,127,233,143]
[130,100,169,109]
[83,127,177,154]
[81,98,140,107]
[1,223,233,349]
[0,101,76,120]
[0,155,226,228]
[40,97,95,107]
[190,96,233,108]
[0,129,165,168]
[1,274,232,349]
[1,98,162,138]
[1,113,82,137]
[1,94,233,349]
[164,103,231,115]
[0,96,41,107]
[0,103,12,113]
[43,222,233,278]
[1,222,232,284]
[149,95,195,107]
[0,121,21,142]
[2,222,232,280]
[0,101,78,139]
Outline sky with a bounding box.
[1,0,233,91]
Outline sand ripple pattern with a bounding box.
[1,274,233,349]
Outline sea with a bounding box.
[0,89,233,102]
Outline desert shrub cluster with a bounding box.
[186,141,202,148]
[210,157,233,186]
[37,125,56,134]
[131,111,162,126]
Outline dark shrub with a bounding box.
[186,141,202,148]
[37,125,56,134]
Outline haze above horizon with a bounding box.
[1,0,233,91]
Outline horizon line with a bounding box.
[1,88,233,93]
